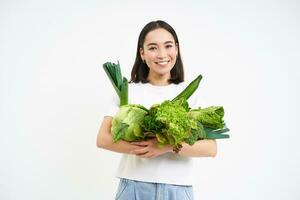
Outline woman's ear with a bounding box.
[139,48,144,61]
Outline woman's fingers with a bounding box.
[130,138,167,158]
[131,141,149,146]
[131,147,148,155]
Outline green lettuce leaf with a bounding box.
[189,106,225,129]
[143,100,197,148]
[111,104,148,142]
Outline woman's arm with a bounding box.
[97,116,217,158]
[179,139,217,157]
[131,139,217,158]
[96,116,142,154]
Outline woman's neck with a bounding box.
[147,72,171,86]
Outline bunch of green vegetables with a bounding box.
[103,61,229,148]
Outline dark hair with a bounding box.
[130,20,184,84]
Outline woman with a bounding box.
[97,20,217,200]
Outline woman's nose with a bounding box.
[157,48,167,59]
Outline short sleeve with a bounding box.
[103,94,120,117]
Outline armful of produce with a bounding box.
[102,61,230,149]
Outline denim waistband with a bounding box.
[115,178,194,200]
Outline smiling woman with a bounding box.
[140,28,178,85]
[130,20,185,85]
[97,20,217,200]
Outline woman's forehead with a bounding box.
[144,28,175,45]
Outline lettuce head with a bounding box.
[111,104,148,142]
[143,100,197,148]
[189,106,225,129]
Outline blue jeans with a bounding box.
[115,178,194,200]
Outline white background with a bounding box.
[1,0,299,199]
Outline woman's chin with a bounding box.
[153,67,173,76]
[154,71,171,77]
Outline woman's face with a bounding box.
[140,28,178,79]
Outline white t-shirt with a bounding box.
[105,82,206,186]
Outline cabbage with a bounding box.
[111,104,148,142]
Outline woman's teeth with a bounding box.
[156,61,169,65]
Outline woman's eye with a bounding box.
[149,47,156,51]
[166,45,173,48]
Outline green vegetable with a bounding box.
[111,104,148,142]
[143,99,198,148]
[101,61,230,145]
[172,74,202,102]
[103,62,128,106]
[187,106,230,141]
[189,106,225,129]
[120,77,128,106]
[184,121,206,145]
[204,127,230,139]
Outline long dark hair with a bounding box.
[130,20,184,84]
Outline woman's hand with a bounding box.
[130,138,173,158]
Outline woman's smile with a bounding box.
[155,60,170,66]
